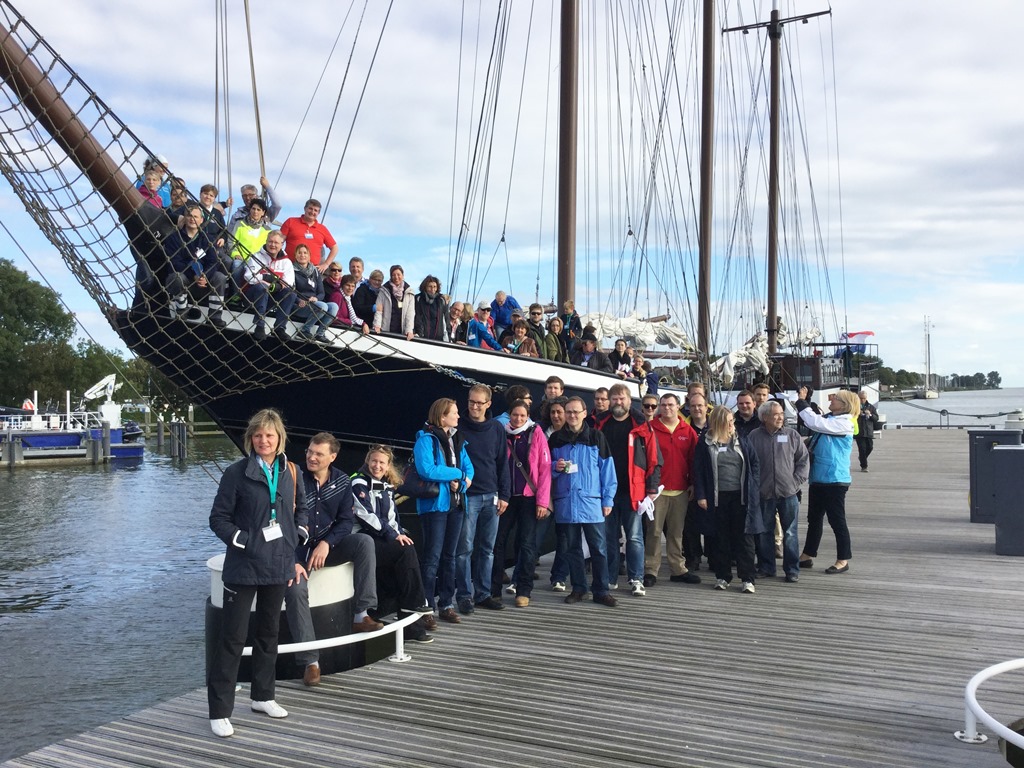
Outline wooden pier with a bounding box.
[4,430,1022,767]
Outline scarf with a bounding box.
[505,418,536,436]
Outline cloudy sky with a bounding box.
[1,0,1022,385]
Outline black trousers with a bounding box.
[855,435,873,469]
[207,582,286,719]
[374,537,427,615]
[712,490,756,582]
[803,483,852,561]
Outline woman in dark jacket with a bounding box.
[207,408,308,738]
[291,243,338,341]
[413,275,450,341]
[693,406,764,594]
[352,268,383,332]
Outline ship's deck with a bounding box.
[4,429,1022,767]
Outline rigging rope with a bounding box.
[892,399,1020,420]
[242,0,266,178]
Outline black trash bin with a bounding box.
[991,445,1024,556]
[969,430,1022,523]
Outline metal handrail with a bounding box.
[954,657,1024,747]
[241,610,423,664]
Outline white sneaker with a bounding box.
[251,699,288,718]
[210,718,234,737]
[551,581,567,592]
[714,579,729,590]
[630,579,646,597]
[504,583,517,595]
[609,582,619,591]
[741,581,755,594]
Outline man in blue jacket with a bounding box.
[284,433,380,687]
[548,396,618,607]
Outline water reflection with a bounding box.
[0,437,242,762]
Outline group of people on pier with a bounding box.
[205,377,868,738]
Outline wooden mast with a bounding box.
[765,3,781,354]
[725,6,831,359]
[697,0,716,372]
[556,0,578,313]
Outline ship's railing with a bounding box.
[241,610,422,664]
[954,657,1024,748]
[0,410,106,432]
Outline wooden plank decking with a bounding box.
[5,429,1023,767]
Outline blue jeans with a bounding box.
[245,283,297,330]
[606,496,644,584]
[419,510,463,611]
[456,493,499,604]
[758,495,800,576]
[560,522,610,598]
[294,300,339,334]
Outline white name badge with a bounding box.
[776,435,788,443]
[718,446,727,452]
[565,462,579,474]
[305,232,314,239]
[263,522,283,542]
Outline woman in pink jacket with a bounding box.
[502,400,552,607]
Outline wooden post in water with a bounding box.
[101,421,111,463]
[155,414,164,450]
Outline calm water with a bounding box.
[3,390,1023,760]
[875,387,1024,428]
[0,437,241,762]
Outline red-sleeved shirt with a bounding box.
[280,216,337,265]
[650,418,697,491]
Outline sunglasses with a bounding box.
[643,403,658,410]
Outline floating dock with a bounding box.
[4,430,1022,767]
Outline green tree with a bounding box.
[987,371,1002,389]
[0,258,79,405]
[972,372,986,388]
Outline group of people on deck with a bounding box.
[136,159,657,389]
[206,377,869,738]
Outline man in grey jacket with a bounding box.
[746,400,809,582]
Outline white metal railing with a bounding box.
[0,410,105,432]
[241,610,423,664]
[954,657,1024,747]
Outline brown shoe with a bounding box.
[417,613,438,632]
[303,663,321,687]
[594,594,618,607]
[439,607,461,624]
[352,615,384,633]
[515,596,530,608]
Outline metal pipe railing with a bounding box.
[241,610,422,664]
[954,657,1024,747]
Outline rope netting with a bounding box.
[0,2,433,411]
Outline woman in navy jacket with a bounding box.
[207,409,308,738]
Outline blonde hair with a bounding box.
[365,444,402,485]
[706,406,735,444]
[242,408,287,456]
[832,390,861,420]
[427,398,457,428]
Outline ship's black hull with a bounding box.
[114,309,637,464]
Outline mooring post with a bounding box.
[101,420,111,463]
[155,414,164,449]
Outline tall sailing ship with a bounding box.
[0,1,876,460]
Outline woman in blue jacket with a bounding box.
[797,390,859,574]
[413,398,474,623]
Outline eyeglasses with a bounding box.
[328,268,342,273]
[564,409,585,416]
[643,404,658,410]
[468,400,490,407]
[530,312,542,316]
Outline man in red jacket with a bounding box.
[644,393,701,588]
[595,383,662,597]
